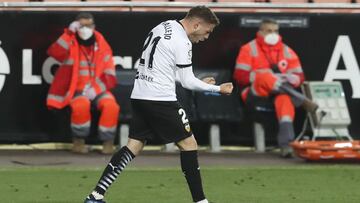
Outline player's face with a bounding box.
[189,22,216,44]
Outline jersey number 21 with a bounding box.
[141,31,161,70]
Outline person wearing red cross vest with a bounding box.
[233,19,318,158]
[46,13,120,154]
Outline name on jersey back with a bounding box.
[162,22,172,40]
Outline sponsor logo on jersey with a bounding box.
[135,72,154,83]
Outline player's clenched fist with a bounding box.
[219,82,233,95]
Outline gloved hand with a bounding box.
[284,74,300,87]
[274,73,284,80]
[68,21,80,33]
[83,87,97,100]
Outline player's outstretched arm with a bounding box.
[177,67,220,92]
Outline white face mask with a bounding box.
[77,27,94,40]
[264,33,280,45]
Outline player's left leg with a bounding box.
[177,136,209,203]
[84,139,144,203]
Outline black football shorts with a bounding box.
[129,99,193,144]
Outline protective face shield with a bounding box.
[77,27,94,40]
[264,33,280,45]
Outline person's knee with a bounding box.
[275,94,293,106]
[99,99,120,112]
[253,73,278,96]
[70,98,91,115]
[255,72,274,85]
[275,94,295,120]
[176,135,198,151]
[126,138,145,156]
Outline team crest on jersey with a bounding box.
[185,123,191,132]
[188,50,192,61]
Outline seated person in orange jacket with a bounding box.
[233,19,317,158]
[46,13,120,154]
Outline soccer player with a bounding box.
[84,6,233,203]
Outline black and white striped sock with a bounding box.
[88,146,135,200]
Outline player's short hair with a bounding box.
[75,12,94,21]
[185,6,220,26]
[259,19,278,30]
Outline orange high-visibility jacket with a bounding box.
[233,33,304,89]
[46,29,116,109]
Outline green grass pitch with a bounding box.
[1,166,360,203]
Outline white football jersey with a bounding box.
[131,20,192,101]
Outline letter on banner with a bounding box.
[0,42,10,92]
[324,35,360,99]
[23,49,42,84]
[42,57,59,84]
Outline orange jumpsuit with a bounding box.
[233,33,304,123]
[47,29,120,141]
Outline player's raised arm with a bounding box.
[176,66,219,92]
[176,67,233,95]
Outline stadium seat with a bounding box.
[112,68,136,147]
[244,95,277,152]
[113,68,136,123]
[193,69,242,123]
[193,69,242,152]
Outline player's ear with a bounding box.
[194,23,200,32]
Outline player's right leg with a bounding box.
[84,99,150,202]
[84,138,144,203]
[177,136,209,203]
